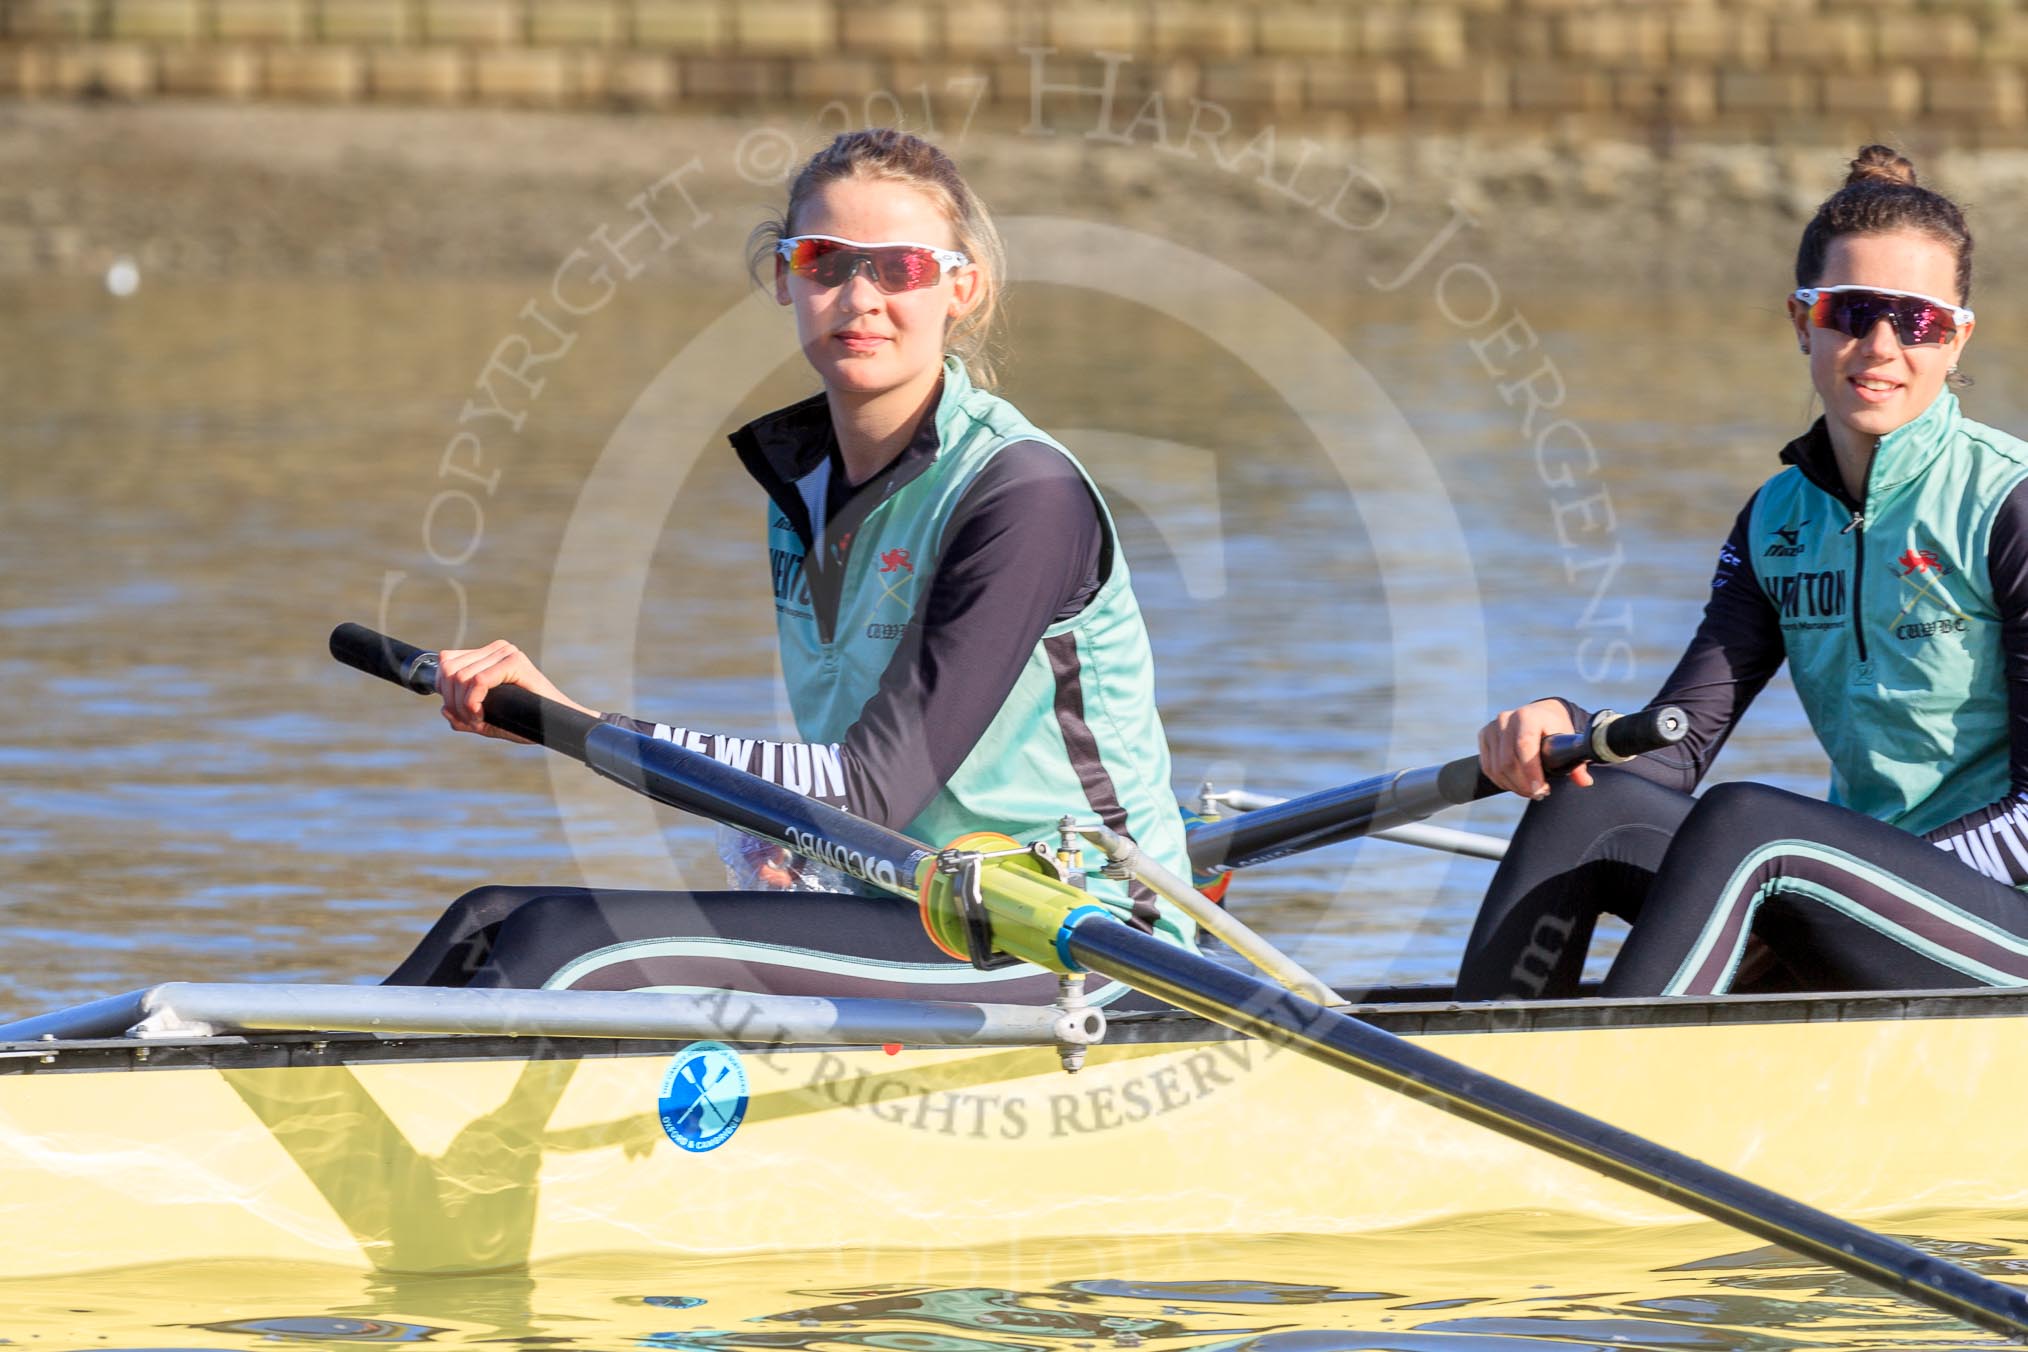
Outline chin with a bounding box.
[1836,399,1920,440]
[808,346,936,400]
[823,363,905,397]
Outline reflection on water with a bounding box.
[0,1217,2018,1349]
[7,273,2028,1017]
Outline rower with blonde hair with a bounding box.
[391,130,1193,997]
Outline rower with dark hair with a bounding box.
[387,130,1193,1001]
[1460,145,2028,1000]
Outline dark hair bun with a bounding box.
[1847,144,1918,189]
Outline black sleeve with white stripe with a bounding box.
[599,441,1106,828]
[1922,478,2028,885]
[1610,495,1787,794]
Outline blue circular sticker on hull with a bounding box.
[658,1041,748,1152]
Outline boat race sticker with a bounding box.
[657,1041,748,1153]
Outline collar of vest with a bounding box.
[731,356,974,541]
[1778,387,1962,511]
[731,356,976,485]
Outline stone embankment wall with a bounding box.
[4,0,2028,137]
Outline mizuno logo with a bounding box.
[1764,518,1810,558]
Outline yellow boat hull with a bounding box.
[2,993,2022,1278]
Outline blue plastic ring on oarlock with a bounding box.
[1054,905,1113,972]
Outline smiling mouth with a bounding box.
[1850,375,1901,402]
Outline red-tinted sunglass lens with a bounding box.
[871,249,940,291]
[786,241,942,292]
[787,239,852,286]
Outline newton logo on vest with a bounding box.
[1763,569,1847,621]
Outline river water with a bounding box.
[0,1215,2021,1350]
[6,265,2028,1349]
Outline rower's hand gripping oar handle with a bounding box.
[1188,704,1689,874]
[1432,704,1690,805]
[328,622,599,760]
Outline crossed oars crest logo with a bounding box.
[1892,545,1972,629]
[878,547,914,612]
[657,1041,750,1153]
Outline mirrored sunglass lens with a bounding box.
[787,239,839,281]
[894,249,942,290]
[1899,303,1948,344]
[1813,292,1954,345]
[787,242,940,292]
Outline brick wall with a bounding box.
[2,0,2025,137]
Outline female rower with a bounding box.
[1458,145,2028,1001]
[386,129,1193,999]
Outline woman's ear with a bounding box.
[947,264,982,319]
[1787,295,1810,353]
[774,255,791,306]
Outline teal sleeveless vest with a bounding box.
[767,357,1195,944]
[1748,390,2028,835]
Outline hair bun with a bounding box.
[1847,144,1918,188]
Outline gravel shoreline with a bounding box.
[12,102,2028,292]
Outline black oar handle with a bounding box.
[328,622,599,761]
[1190,705,1689,874]
[329,622,438,694]
[1433,704,1689,805]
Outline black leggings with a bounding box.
[1455,770,2028,1000]
[383,885,1171,1011]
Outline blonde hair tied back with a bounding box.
[748,129,1007,389]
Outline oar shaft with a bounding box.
[1188,762,1451,872]
[582,723,933,898]
[1188,705,1685,873]
[1063,917,2028,1342]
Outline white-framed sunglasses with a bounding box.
[1792,284,1974,346]
[776,235,970,294]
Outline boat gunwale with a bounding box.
[5,984,2026,1075]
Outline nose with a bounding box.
[840,260,886,308]
[1858,316,1902,358]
